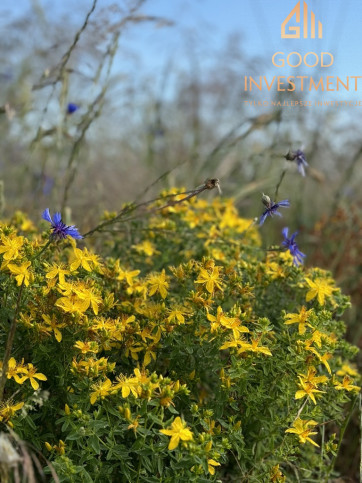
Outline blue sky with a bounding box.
[2,0,361,101]
[138,0,360,84]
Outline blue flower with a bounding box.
[42,209,83,240]
[259,194,290,226]
[281,227,306,266]
[285,149,308,176]
[67,103,79,115]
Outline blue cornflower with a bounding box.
[281,227,306,266]
[285,149,308,176]
[259,194,290,226]
[67,103,79,115]
[42,209,83,240]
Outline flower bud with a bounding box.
[124,408,131,421]
[205,440,213,452]
[234,421,241,430]
[45,442,53,451]
[284,150,296,161]
[262,193,272,208]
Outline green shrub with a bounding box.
[0,193,359,482]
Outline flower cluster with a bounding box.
[0,194,358,482]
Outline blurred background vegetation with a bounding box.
[0,0,361,479]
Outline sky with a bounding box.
[1,0,362,103]
[138,0,361,93]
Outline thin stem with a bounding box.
[319,422,325,479]
[323,394,359,483]
[32,239,52,260]
[274,169,287,201]
[57,0,98,81]
[295,398,308,420]
[230,449,243,475]
[0,282,25,402]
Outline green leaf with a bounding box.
[89,434,101,454]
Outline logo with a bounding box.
[281,1,323,39]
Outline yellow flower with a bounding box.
[207,306,230,332]
[318,353,332,375]
[207,459,221,475]
[133,240,158,257]
[20,219,36,232]
[265,261,286,279]
[237,338,272,356]
[5,357,23,380]
[284,306,313,335]
[295,381,324,405]
[113,374,141,398]
[295,367,327,404]
[55,283,90,314]
[15,363,47,390]
[74,285,102,315]
[128,416,140,434]
[41,314,66,342]
[71,357,113,376]
[305,277,335,305]
[0,400,24,423]
[70,247,94,272]
[148,269,169,299]
[45,263,70,284]
[309,329,324,348]
[74,341,99,354]
[0,234,24,261]
[336,364,359,378]
[7,261,32,286]
[90,378,113,404]
[285,418,319,447]
[116,264,140,286]
[160,416,193,450]
[195,266,223,294]
[298,366,328,386]
[58,296,87,314]
[56,295,88,314]
[220,317,249,340]
[270,464,286,483]
[334,375,360,393]
[278,251,294,266]
[167,306,191,325]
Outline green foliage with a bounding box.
[0,195,359,482]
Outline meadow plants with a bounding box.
[0,188,359,482]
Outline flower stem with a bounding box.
[274,169,287,201]
[323,394,358,483]
[33,239,52,260]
